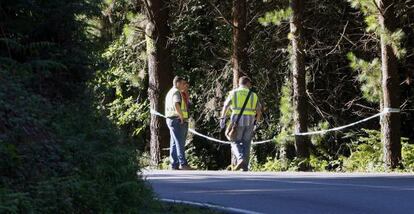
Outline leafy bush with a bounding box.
[342,129,413,172]
[402,143,414,172]
[259,157,288,171]
[0,8,158,211]
[309,155,329,171]
[93,18,149,145]
[255,129,414,172]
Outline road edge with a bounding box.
[160,198,263,214]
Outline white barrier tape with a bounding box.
[295,108,400,136]
[383,107,400,113]
[150,108,400,143]
[150,109,273,145]
[150,109,167,118]
[188,128,232,145]
[250,139,275,145]
[295,112,383,136]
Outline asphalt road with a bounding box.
[143,170,414,214]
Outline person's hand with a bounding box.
[179,116,184,124]
[220,118,226,129]
[253,120,258,131]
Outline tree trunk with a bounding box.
[145,0,174,166]
[290,0,310,160]
[231,0,249,166]
[377,0,401,169]
[231,0,248,88]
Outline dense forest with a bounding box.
[1,0,413,212]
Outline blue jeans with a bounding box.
[231,124,254,171]
[167,118,188,169]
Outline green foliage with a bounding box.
[347,0,406,58]
[255,157,314,172]
[310,121,330,146]
[342,129,384,172]
[186,144,218,170]
[346,0,407,108]
[255,128,414,172]
[259,8,292,26]
[402,143,414,172]
[308,121,345,171]
[107,98,149,136]
[259,157,288,171]
[275,81,295,146]
[341,130,414,172]
[0,69,158,212]
[309,155,329,171]
[0,0,160,213]
[347,0,380,33]
[347,52,382,103]
[159,156,171,170]
[248,152,261,171]
[94,15,149,142]
[383,29,407,59]
[168,0,235,169]
[0,86,157,213]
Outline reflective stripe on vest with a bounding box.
[230,88,258,116]
[181,99,188,119]
[165,88,188,119]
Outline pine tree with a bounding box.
[347,0,404,169]
[377,0,401,169]
[231,0,248,88]
[231,0,249,166]
[290,0,310,161]
[144,0,174,166]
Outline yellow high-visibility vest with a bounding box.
[230,88,258,116]
[165,88,188,119]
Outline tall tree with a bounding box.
[230,0,249,166]
[290,0,310,160]
[377,0,401,169]
[232,0,248,88]
[144,0,174,166]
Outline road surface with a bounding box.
[144,170,414,214]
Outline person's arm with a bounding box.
[175,102,184,123]
[220,92,232,129]
[221,92,232,119]
[256,107,262,122]
[220,105,229,119]
[255,100,262,123]
[172,91,184,123]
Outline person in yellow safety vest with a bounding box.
[165,76,193,170]
[220,76,262,171]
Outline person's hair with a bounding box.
[239,76,251,86]
[173,76,185,86]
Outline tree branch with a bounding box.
[207,0,236,28]
[326,21,349,56]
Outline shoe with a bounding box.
[233,159,245,171]
[170,166,179,170]
[179,165,195,170]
